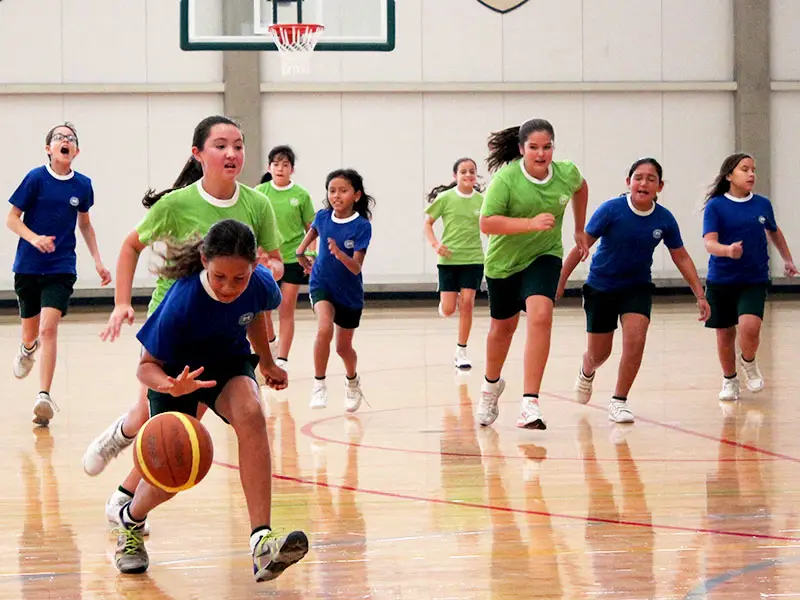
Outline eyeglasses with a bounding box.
[51,133,77,143]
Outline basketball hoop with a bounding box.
[268,23,325,76]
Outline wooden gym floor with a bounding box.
[1,296,799,599]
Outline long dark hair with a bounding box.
[157,219,257,281]
[705,153,753,204]
[626,157,664,201]
[426,157,484,203]
[324,169,376,221]
[486,118,555,173]
[142,115,242,208]
[259,144,296,185]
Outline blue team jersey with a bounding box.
[9,165,94,275]
[703,193,777,285]
[136,265,281,370]
[309,209,372,309]
[586,195,684,292]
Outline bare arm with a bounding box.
[137,350,216,396]
[99,229,147,341]
[295,226,319,272]
[557,235,598,298]
[6,206,55,252]
[571,179,589,234]
[669,247,706,299]
[703,232,741,258]
[767,227,794,263]
[78,212,111,285]
[136,351,172,391]
[330,244,366,275]
[480,214,554,236]
[423,215,439,248]
[247,312,276,367]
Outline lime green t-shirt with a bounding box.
[481,159,583,279]
[136,180,281,315]
[255,181,314,264]
[425,187,484,265]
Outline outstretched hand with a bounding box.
[157,366,217,397]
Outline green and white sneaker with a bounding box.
[253,530,309,582]
[114,513,149,574]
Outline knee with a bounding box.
[317,322,334,343]
[490,319,516,340]
[458,295,474,315]
[233,399,266,432]
[738,320,761,341]
[336,340,353,357]
[38,320,59,341]
[526,306,552,329]
[588,347,612,365]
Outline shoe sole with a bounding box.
[254,531,309,582]
[517,419,547,430]
[117,559,149,575]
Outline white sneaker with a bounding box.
[269,337,279,357]
[344,376,364,413]
[453,346,471,370]
[106,490,150,536]
[14,341,38,379]
[718,376,740,401]
[516,396,546,430]
[477,378,505,426]
[574,368,595,405]
[275,358,288,370]
[310,379,328,409]
[83,416,135,476]
[608,398,634,423]
[739,356,764,392]
[32,392,57,427]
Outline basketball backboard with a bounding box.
[179,0,395,51]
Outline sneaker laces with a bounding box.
[98,423,129,461]
[114,524,145,555]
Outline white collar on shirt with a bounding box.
[520,160,553,185]
[724,192,753,203]
[270,180,295,191]
[332,212,360,224]
[199,269,222,302]
[196,179,240,208]
[626,193,656,217]
[45,163,74,181]
[454,187,475,198]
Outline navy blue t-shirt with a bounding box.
[309,209,372,309]
[586,195,684,292]
[703,193,777,285]
[9,165,94,275]
[136,265,281,370]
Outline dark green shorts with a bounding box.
[437,264,484,292]
[279,261,309,286]
[14,273,77,319]
[147,354,260,424]
[582,283,653,334]
[705,282,768,329]
[310,289,362,329]
[486,255,562,320]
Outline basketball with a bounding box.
[133,412,214,493]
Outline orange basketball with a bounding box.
[134,412,214,493]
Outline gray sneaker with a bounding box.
[14,341,38,379]
[83,416,134,476]
[253,530,309,582]
[115,518,149,574]
[32,392,57,427]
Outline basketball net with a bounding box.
[268,24,325,76]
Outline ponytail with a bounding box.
[486,119,555,173]
[142,157,203,209]
[426,157,483,202]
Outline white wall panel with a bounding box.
[0,0,62,84]
[771,93,800,277]
[771,0,800,80]
[662,0,733,82]
[582,0,662,82]
[62,0,147,83]
[341,94,424,281]
[421,0,502,82]
[502,0,583,83]
[146,0,223,84]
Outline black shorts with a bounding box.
[14,273,77,319]
[279,261,309,286]
[485,255,562,320]
[582,283,653,334]
[147,354,259,424]
[705,282,768,329]
[437,264,484,292]
[310,289,362,329]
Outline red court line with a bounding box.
[213,460,800,543]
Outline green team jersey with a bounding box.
[425,187,484,265]
[136,180,281,315]
[481,159,583,279]
[255,180,314,264]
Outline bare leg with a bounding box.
[335,326,357,378]
[484,314,519,381]
[716,326,737,376]
[582,332,614,377]
[37,308,63,393]
[276,283,301,360]
[737,315,762,361]
[522,296,555,395]
[313,302,335,378]
[457,289,476,346]
[614,313,650,398]
[439,291,458,317]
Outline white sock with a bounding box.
[250,527,272,554]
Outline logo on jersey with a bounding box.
[69,196,80,207]
[474,209,481,216]
[290,197,299,207]
[344,239,355,249]
[475,0,529,14]
[238,312,255,326]
[758,216,766,224]
[653,229,663,240]
[559,195,569,206]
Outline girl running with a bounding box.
[113,219,308,581]
[478,118,589,430]
[255,145,315,369]
[295,169,374,412]
[424,157,485,370]
[82,115,282,536]
[7,122,111,426]
[702,153,796,400]
[557,158,710,423]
